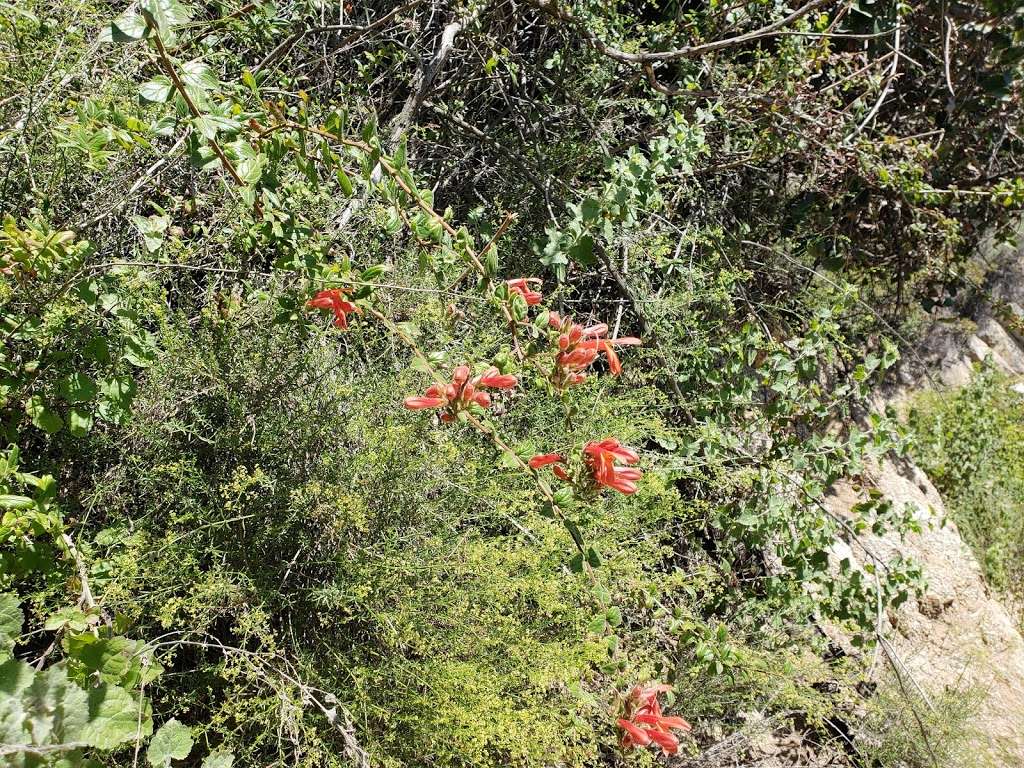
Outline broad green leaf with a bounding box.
[192,114,240,141]
[226,139,265,184]
[131,214,170,254]
[105,12,149,43]
[147,718,193,766]
[25,396,63,434]
[58,373,97,404]
[68,408,94,438]
[44,607,91,633]
[99,376,136,411]
[0,659,34,746]
[180,60,218,93]
[144,0,193,28]
[123,332,157,368]
[139,77,174,104]
[140,0,193,44]
[0,593,22,654]
[23,664,90,746]
[81,684,147,749]
[568,234,596,266]
[202,751,234,768]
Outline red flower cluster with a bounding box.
[547,312,640,387]
[404,364,517,422]
[584,438,642,494]
[306,288,360,329]
[529,438,642,495]
[617,683,691,755]
[505,277,543,306]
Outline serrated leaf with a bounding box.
[147,718,193,766]
[24,664,90,746]
[82,684,147,749]
[0,659,34,745]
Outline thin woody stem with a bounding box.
[286,122,529,350]
[147,23,262,215]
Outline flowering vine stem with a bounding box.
[280,121,532,355]
[144,18,259,215]
[365,306,592,563]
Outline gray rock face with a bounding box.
[827,239,1024,764]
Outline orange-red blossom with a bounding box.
[306,288,361,329]
[529,438,642,495]
[617,683,691,755]
[547,312,640,387]
[505,277,543,306]
[404,365,517,422]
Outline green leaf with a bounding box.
[147,718,193,767]
[139,77,173,104]
[131,214,170,254]
[202,751,235,768]
[123,332,157,368]
[0,659,34,746]
[193,114,240,141]
[25,396,63,434]
[44,607,91,633]
[336,167,354,197]
[0,495,33,509]
[24,664,90,746]
[0,594,22,654]
[82,683,148,749]
[58,373,97,404]
[140,0,193,44]
[68,407,94,438]
[568,234,595,265]
[106,12,150,43]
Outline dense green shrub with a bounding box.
[3,0,1024,765]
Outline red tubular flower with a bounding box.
[476,367,518,390]
[404,364,518,420]
[548,313,641,387]
[307,288,361,329]
[506,277,543,306]
[403,396,445,410]
[618,683,691,756]
[528,453,564,469]
[584,438,642,495]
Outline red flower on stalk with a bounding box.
[528,452,570,481]
[617,683,691,755]
[505,277,543,306]
[529,438,642,494]
[547,313,640,387]
[404,365,517,422]
[306,288,360,329]
[584,438,642,495]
